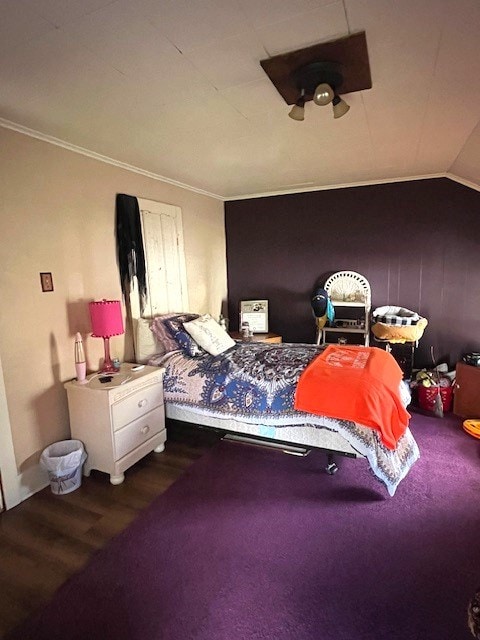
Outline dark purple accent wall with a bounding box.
[225,178,480,368]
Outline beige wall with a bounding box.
[0,127,226,496]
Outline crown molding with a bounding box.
[446,172,480,193]
[3,118,479,200]
[0,118,224,201]
[226,173,447,201]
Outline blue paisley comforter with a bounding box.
[150,342,419,495]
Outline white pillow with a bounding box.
[183,314,235,356]
[135,318,165,364]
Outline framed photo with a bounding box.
[240,299,268,333]
[40,272,54,292]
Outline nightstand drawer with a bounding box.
[114,406,165,460]
[112,384,164,431]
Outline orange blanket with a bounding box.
[294,345,410,450]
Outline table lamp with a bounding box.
[89,300,124,373]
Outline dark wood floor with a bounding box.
[0,423,219,638]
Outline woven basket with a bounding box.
[417,385,453,412]
[371,317,428,343]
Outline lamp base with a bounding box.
[100,361,117,374]
[101,336,118,373]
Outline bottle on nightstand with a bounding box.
[219,314,228,331]
[240,321,253,341]
[74,333,87,384]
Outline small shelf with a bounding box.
[324,327,366,334]
[331,300,366,307]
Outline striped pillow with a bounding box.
[372,306,421,327]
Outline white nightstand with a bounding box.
[64,364,166,485]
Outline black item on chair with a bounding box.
[311,287,331,345]
[311,287,329,318]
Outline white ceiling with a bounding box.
[1,0,480,199]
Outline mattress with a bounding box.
[166,403,360,456]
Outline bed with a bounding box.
[136,314,420,496]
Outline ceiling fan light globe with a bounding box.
[313,83,334,106]
[332,96,350,118]
[288,104,305,121]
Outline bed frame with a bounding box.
[166,403,362,475]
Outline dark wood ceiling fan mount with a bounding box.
[260,31,372,105]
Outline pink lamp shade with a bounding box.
[89,300,124,373]
[89,300,124,338]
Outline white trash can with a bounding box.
[40,439,87,495]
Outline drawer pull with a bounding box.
[138,398,148,408]
[141,425,150,435]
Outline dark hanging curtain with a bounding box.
[115,193,147,314]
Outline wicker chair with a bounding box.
[322,271,371,346]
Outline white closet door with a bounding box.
[137,198,189,317]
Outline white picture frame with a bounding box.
[240,300,269,333]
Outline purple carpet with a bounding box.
[8,412,480,640]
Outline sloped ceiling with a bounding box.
[1,0,479,199]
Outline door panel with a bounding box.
[137,199,189,317]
